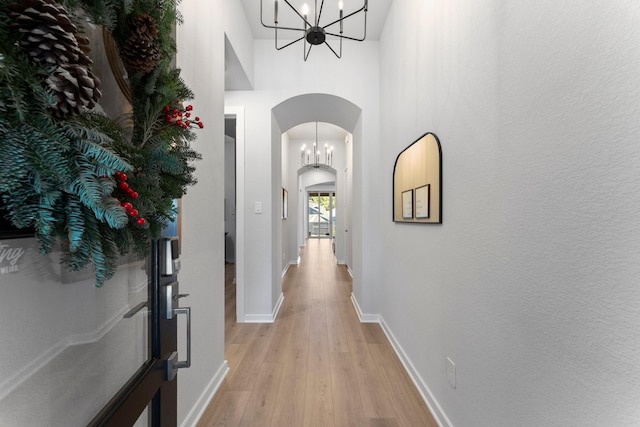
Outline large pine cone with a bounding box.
[120,14,160,75]
[9,0,92,67]
[10,0,102,118]
[46,65,102,118]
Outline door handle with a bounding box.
[165,306,191,381]
[174,307,191,369]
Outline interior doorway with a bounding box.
[224,107,245,323]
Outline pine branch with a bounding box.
[1,0,201,287]
[60,0,118,30]
[66,198,87,253]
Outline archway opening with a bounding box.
[269,93,362,316]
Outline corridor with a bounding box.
[198,239,438,426]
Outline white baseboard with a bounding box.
[349,293,453,427]
[378,316,453,427]
[281,262,297,278]
[180,360,229,427]
[350,293,380,323]
[243,293,284,323]
[272,292,284,320]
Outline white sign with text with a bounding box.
[0,242,26,274]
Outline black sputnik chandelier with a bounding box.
[260,0,368,61]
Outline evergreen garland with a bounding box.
[0,0,202,286]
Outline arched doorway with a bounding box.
[229,93,364,323]
[270,94,361,312]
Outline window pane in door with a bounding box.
[318,194,331,236]
[308,192,335,239]
[0,237,151,426]
[308,194,320,238]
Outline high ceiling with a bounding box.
[239,0,393,41]
[233,1,392,141]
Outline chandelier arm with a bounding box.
[304,43,313,61]
[276,35,305,51]
[316,0,325,27]
[274,22,305,51]
[262,22,309,32]
[324,38,342,59]
[325,8,368,42]
[321,3,367,30]
[325,32,367,42]
[260,1,308,32]
[261,0,303,31]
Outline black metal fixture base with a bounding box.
[306,26,326,45]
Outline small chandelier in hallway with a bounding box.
[301,122,334,168]
[260,0,368,61]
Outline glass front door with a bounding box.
[308,192,335,238]
[0,236,184,426]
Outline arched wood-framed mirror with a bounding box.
[393,132,442,224]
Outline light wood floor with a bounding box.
[198,239,438,427]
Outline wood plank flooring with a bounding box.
[198,239,438,427]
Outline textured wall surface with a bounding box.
[177,1,226,425]
[379,1,640,426]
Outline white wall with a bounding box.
[225,40,380,318]
[176,1,227,425]
[223,0,254,88]
[378,1,640,426]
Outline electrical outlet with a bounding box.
[446,357,456,389]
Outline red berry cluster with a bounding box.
[113,171,146,226]
[163,101,204,130]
